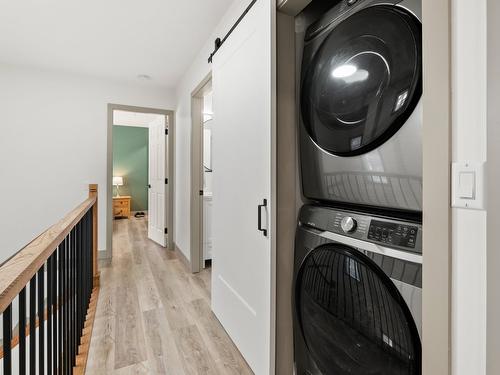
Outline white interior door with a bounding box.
[148,115,167,247]
[211,1,273,374]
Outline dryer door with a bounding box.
[301,5,421,156]
[295,244,421,374]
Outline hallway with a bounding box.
[86,217,252,374]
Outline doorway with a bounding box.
[190,75,212,273]
[106,104,175,259]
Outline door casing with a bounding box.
[106,104,175,258]
[190,74,212,273]
[421,0,452,373]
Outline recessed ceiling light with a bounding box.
[137,74,152,81]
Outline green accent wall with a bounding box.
[113,126,148,211]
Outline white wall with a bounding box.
[113,110,164,128]
[173,0,251,260]
[203,91,213,193]
[0,63,175,263]
[452,0,488,374]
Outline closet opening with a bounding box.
[190,75,213,273]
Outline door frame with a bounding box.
[106,103,175,259]
[190,73,212,273]
[486,0,500,372]
[421,0,452,373]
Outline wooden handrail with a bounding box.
[0,185,99,313]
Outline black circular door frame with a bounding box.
[300,5,422,157]
[294,243,421,374]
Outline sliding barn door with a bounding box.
[211,1,273,374]
[148,116,167,247]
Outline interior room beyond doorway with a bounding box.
[190,76,213,273]
[106,104,175,259]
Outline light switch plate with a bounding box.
[452,161,486,209]
[458,171,475,199]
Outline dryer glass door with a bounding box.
[296,244,421,374]
[301,5,422,156]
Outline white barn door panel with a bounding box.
[211,1,274,374]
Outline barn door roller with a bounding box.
[207,0,258,63]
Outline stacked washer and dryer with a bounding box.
[293,0,423,374]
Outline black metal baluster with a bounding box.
[3,304,12,375]
[87,211,91,303]
[84,212,88,305]
[67,235,71,375]
[48,254,53,375]
[70,228,74,368]
[68,231,72,371]
[64,236,69,375]
[89,210,94,299]
[29,275,36,375]
[38,266,45,374]
[89,212,92,295]
[87,214,91,303]
[52,251,58,375]
[75,227,78,369]
[77,221,83,343]
[58,243,63,375]
[82,217,87,312]
[73,227,77,367]
[19,288,27,375]
[75,222,80,347]
[71,228,76,370]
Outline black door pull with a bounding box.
[258,199,268,237]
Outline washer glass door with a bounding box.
[296,244,421,374]
[301,5,422,156]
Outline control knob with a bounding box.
[340,216,357,233]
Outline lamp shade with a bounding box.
[113,176,124,186]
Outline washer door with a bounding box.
[301,5,422,156]
[296,244,421,374]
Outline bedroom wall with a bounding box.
[112,125,149,211]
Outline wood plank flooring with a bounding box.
[86,217,252,374]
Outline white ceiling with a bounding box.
[0,0,233,88]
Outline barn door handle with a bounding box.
[258,199,268,237]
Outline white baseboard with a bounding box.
[173,242,191,270]
[98,249,111,259]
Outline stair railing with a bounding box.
[0,184,100,375]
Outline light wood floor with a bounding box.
[86,217,253,375]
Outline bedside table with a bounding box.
[113,196,131,219]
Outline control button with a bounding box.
[341,216,357,233]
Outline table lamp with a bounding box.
[113,176,124,197]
